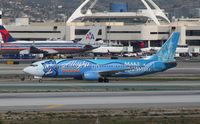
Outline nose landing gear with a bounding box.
[20,76,25,81]
[20,75,43,83]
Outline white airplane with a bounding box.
[0,24,100,54]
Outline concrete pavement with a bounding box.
[0,91,200,112]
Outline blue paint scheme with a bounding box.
[23,32,180,81]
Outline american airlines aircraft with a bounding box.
[0,25,100,54]
[23,32,180,82]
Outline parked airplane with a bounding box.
[0,25,99,54]
[23,32,180,82]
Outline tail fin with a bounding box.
[0,25,16,43]
[149,32,180,62]
[0,12,15,43]
[79,27,99,44]
[0,11,2,26]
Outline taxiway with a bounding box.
[0,91,199,112]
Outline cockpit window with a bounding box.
[30,64,38,67]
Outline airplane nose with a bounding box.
[23,67,32,75]
[23,66,44,77]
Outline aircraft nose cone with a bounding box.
[23,67,32,75]
[23,66,44,77]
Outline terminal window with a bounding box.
[186,40,200,46]
[186,30,200,36]
[150,40,163,47]
[75,29,102,35]
[75,30,89,35]
[150,32,170,34]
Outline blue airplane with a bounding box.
[23,32,180,82]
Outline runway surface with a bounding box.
[0,91,200,112]
[0,81,200,92]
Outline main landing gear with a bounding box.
[39,79,43,83]
[98,77,109,83]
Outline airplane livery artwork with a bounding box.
[23,32,180,82]
[86,32,95,40]
[0,25,15,42]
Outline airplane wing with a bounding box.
[83,67,130,81]
[41,49,58,54]
[19,49,30,54]
[29,46,58,54]
[98,68,130,76]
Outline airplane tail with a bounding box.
[0,25,16,43]
[148,32,180,62]
[79,27,100,44]
[0,13,15,43]
[0,11,2,26]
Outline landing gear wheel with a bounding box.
[28,76,32,80]
[39,79,43,83]
[20,76,25,81]
[104,78,109,83]
[98,78,104,83]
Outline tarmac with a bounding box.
[0,81,200,92]
[0,91,200,112]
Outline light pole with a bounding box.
[60,13,67,40]
[64,15,67,40]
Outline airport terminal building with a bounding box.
[2,0,200,54]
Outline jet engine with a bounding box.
[83,71,101,80]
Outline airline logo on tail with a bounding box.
[0,25,15,42]
[149,32,180,62]
[86,32,95,40]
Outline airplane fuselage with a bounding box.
[0,25,100,55]
[23,59,177,81]
[0,42,93,54]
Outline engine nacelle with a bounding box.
[83,71,101,81]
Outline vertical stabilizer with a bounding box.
[0,25,16,43]
[149,32,180,62]
[0,11,16,43]
[0,11,2,42]
[0,11,2,25]
[79,27,100,45]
